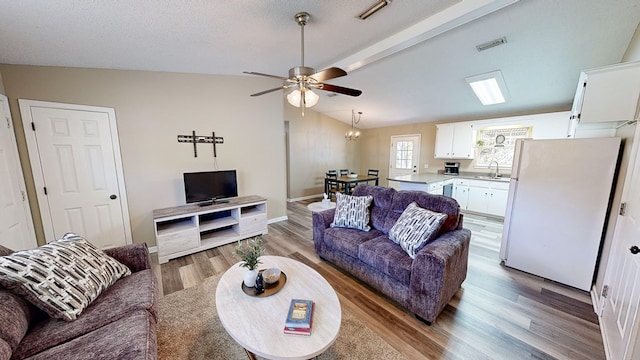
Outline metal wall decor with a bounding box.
[177,131,224,157]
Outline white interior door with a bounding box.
[0,95,36,250]
[19,100,131,249]
[600,124,640,360]
[389,134,420,189]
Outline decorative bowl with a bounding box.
[347,173,358,178]
[262,268,281,284]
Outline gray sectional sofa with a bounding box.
[313,185,471,324]
[0,243,158,360]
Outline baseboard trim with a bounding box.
[591,285,600,315]
[592,285,612,360]
[268,216,288,224]
[288,194,323,202]
[148,245,158,254]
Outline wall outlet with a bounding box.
[423,164,429,169]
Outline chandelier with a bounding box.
[345,110,362,141]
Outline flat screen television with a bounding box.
[183,170,238,204]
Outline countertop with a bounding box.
[388,173,510,184]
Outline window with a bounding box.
[475,126,531,168]
[395,141,413,169]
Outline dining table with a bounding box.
[324,174,379,195]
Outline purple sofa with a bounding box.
[313,185,471,324]
[0,243,158,360]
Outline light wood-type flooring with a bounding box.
[152,199,605,360]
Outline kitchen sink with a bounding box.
[470,175,510,182]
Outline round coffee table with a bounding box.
[307,201,336,212]
[216,256,341,360]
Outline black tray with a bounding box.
[241,270,287,297]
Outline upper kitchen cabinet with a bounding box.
[570,61,640,124]
[434,122,475,159]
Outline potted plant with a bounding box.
[232,236,265,287]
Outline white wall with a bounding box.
[471,111,571,140]
[622,23,640,62]
[594,24,640,296]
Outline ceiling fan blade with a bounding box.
[250,87,284,97]
[243,71,288,80]
[318,83,362,97]
[311,67,347,82]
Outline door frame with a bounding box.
[599,122,640,360]
[389,134,421,176]
[0,95,36,248]
[19,99,132,244]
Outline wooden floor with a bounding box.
[152,199,605,360]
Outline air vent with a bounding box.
[476,36,507,52]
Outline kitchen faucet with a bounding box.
[489,160,501,178]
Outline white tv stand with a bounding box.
[153,195,268,264]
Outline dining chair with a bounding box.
[325,171,339,198]
[338,169,350,192]
[367,169,379,185]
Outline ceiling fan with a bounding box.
[244,12,362,115]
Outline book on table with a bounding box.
[284,299,314,335]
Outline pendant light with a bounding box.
[345,110,362,141]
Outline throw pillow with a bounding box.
[330,192,374,231]
[389,202,448,259]
[0,233,131,321]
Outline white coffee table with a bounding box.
[307,201,336,212]
[216,256,342,360]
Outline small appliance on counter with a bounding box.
[443,162,460,175]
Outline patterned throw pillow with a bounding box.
[330,193,374,231]
[389,202,448,259]
[0,233,131,321]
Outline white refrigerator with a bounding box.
[500,137,621,291]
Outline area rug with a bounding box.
[157,274,407,360]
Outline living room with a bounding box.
[1,1,640,359]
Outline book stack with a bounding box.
[283,299,315,336]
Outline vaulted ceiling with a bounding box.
[0,0,638,128]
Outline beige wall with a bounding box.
[0,71,5,95]
[360,122,437,186]
[0,64,287,247]
[285,106,360,199]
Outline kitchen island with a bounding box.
[388,173,453,194]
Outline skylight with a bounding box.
[465,70,509,105]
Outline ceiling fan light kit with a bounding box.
[358,0,392,20]
[287,88,319,108]
[244,11,361,116]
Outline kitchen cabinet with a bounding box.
[466,181,490,213]
[569,61,640,127]
[452,179,469,208]
[427,181,444,195]
[486,186,508,216]
[399,179,445,195]
[434,122,475,159]
[458,179,509,217]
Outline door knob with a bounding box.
[630,245,640,255]
[110,194,118,200]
